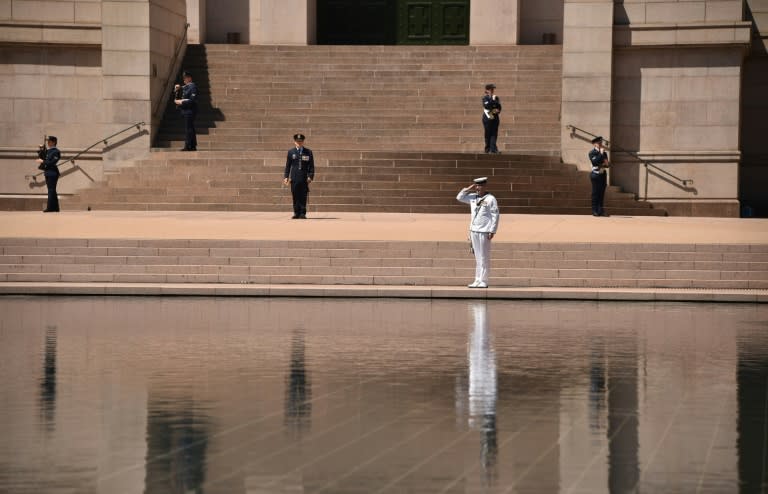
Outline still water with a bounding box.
[0,296,766,494]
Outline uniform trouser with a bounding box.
[183,113,197,150]
[45,174,59,212]
[470,231,492,284]
[482,115,500,153]
[291,181,309,216]
[590,171,607,215]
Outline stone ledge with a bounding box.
[0,23,101,45]
[0,282,765,303]
[614,21,752,47]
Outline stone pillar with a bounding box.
[187,0,207,44]
[470,0,520,45]
[102,1,152,171]
[560,0,613,170]
[102,1,186,170]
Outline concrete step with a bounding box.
[1,238,764,289]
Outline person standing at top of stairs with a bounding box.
[482,83,502,154]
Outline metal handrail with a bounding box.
[152,22,190,120]
[25,122,146,184]
[566,125,694,191]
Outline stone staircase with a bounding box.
[154,44,563,154]
[58,44,664,215]
[64,150,665,215]
[1,237,765,290]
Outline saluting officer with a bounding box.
[283,133,315,219]
[457,177,500,288]
[482,83,502,154]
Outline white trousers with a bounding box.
[470,231,492,284]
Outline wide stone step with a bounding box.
[1,238,764,289]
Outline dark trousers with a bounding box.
[45,174,60,212]
[183,113,197,150]
[291,181,309,217]
[482,115,500,153]
[590,171,607,215]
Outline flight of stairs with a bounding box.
[1,237,764,290]
[64,150,664,215]
[154,44,563,154]
[60,44,664,215]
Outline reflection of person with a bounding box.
[457,177,500,288]
[467,302,497,480]
[174,70,198,151]
[283,133,315,219]
[482,83,502,154]
[588,136,610,217]
[35,136,60,213]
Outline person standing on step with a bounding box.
[588,136,610,217]
[35,135,61,213]
[457,177,500,288]
[283,133,314,219]
[174,70,198,151]
[482,83,502,154]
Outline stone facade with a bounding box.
[1,0,765,216]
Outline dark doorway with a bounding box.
[317,0,398,44]
[317,0,469,45]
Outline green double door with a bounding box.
[317,0,469,45]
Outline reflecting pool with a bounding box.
[0,296,767,493]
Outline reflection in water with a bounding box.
[39,325,57,432]
[467,302,498,483]
[737,338,768,492]
[589,338,607,432]
[1,297,767,493]
[144,401,210,494]
[285,328,312,435]
[607,335,640,493]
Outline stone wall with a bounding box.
[520,0,564,45]
[0,0,187,202]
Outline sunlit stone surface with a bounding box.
[0,297,766,493]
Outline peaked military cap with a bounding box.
[47,136,57,144]
[591,136,603,144]
[473,177,488,185]
[293,133,306,141]
[484,83,496,90]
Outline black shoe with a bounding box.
[299,214,307,219]
[592,213,600,217]
[291,215,299,219]
[43,209,59,213]
[599,212,610,217]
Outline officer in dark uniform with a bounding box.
[35,135,61,212]
[174,70,198,151]
[482,83,502,154]
[588,136,610,217]
[283,133,314,219]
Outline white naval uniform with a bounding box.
[457,188,500,285]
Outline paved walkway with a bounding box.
[2,211,768,244]
[2,211,767,302]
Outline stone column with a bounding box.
[187,0,207,44]
[560,0,613,170]
[102,1,152,171]
[470,0,520,45]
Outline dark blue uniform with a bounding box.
[284,145,315,218]
[178,82,198,151]
[41,146,61,212]
[588,147,609,216]
[482,94,502,153]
